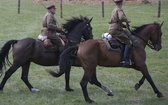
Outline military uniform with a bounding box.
[40,5,64,54]
[109,0,139,66]
[109,5,131,45]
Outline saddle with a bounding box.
[38,34,68,48]
[36,35,68,53]
[102,33,123,52]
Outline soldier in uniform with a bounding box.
[40,5,64,55]
[109,0,139,66]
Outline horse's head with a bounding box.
[81,17,93,40]
[133,21,164,51]
[62,16,93,45]
[148,22,163,51]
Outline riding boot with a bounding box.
[120,45,132,66]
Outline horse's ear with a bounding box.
[160,21,164,27]
[89,17,93,23]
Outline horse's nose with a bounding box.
[155,45,162,51]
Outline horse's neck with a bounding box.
[67,30,82,45]
[136,26,153,47]
[68,31,82,39]
[67,24,83,44]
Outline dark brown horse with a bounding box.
[0,16,93,92]
[48,22,164,103]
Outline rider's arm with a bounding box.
[46,14,63,32]
[118,9,131,23]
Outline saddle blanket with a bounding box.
[38,34,47,41]
[102,33,121,52]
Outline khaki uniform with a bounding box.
[109,5,131,45]
[41,11,64,52]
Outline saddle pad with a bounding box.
[102,38,121,52]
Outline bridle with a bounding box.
[147,24,161,50]
[81,21,93,40]
[132,22,163,50]
[67,21,93,46]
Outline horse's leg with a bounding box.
[0,64,20,90]
[65,65,74,91]
[80,70,95,103]
[139,64,164,98]
[89,71,113,96]
[21,62,39,92]
[135,76,145,91]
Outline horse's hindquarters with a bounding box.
[12,38,59,66]
[32,41,59,66]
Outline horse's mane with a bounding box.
[131,22,159,34]
[62,16,89,34]
[132,24,148,34]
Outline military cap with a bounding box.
[47,5,56,9]
[113,0,123,2]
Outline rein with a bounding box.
[146,28,158,50]
[133,31,155,49]
[131,24,160,50]
[128,23,154,49]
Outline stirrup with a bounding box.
[132,40,140,47]
[120,59,132,66]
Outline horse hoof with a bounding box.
[0,85,3,91]
[86,99,94,103]
[31,88,40,92]
[107,92,114,96]
[135,83,140,91]
[66,88,74,92]
[157,92,164,98]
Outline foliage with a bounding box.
[0,0,168,105]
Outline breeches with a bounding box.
[48,35,63,47]
[109,29,131,45]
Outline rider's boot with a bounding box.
[120,45,132,66]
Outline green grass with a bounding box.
[0,0,168,105]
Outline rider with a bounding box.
[109,0,139,66]
[40,5,64,56]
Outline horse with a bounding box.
[48,22,164,103]
[0,16,93,92]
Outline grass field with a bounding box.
[0,0,168,105]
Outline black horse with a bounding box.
[0,16,93,92]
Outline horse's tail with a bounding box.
[47,45,78,77]
[0,40,18,72]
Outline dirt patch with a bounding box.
[35,0,157,5]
